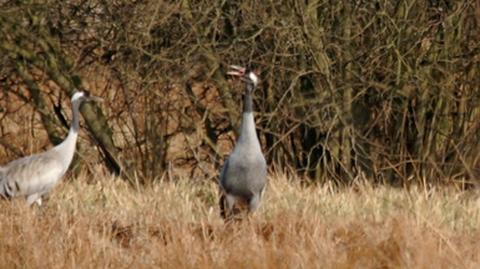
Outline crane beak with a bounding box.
[82,90,104,103]
[227,65,246,77]
[87,95,104,102]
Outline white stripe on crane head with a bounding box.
[71,91,85,102]
[248,72,258,86]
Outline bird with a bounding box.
[0,90,102,206]
[219,65,267,220]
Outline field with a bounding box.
[1,171,479,269]
[1,1,480,268]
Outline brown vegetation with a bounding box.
[1,2,480,267]
[1,1,479,185]
[0,172,479,268]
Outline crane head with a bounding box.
[71,90,104,103]
[227,65,259,88]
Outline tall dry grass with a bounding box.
[1,171,479,268]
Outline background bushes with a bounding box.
[0,0,479,186]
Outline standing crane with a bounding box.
[219,65,267,220]
[0,91,102,206]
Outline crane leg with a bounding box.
[26,193,42,206]
[248,194,261,212]
[219,193,236,220]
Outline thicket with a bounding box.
[0,0,479,186]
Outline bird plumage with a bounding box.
[219,65,267,220]
[0,153,64,205]
[0,91,101,205]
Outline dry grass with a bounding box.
[0,171,479,269]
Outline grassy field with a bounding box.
[0,171,479,269]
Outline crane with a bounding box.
[219,65,267,220]
[0,90,102,206]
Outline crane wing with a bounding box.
[1,153,65,198]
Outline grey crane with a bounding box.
[0,91,102,206]
[219,65,267,220]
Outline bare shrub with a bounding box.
[1,0,479,186]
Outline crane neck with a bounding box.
[243,83,254,113]
[71,100,81,133]
[53,99,81,170]
[238,84,260,148]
